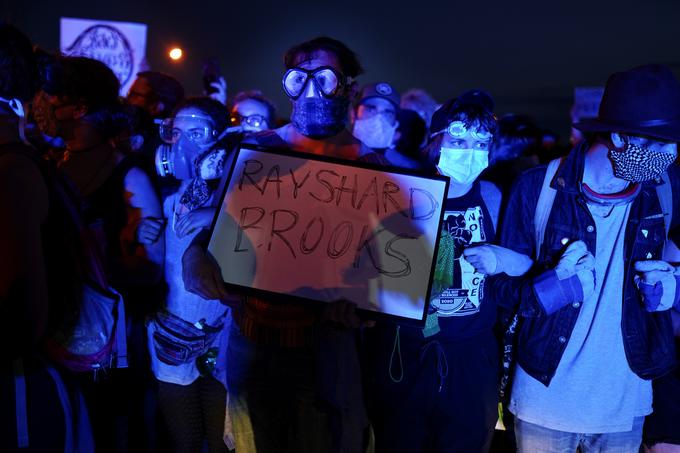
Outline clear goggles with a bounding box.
[159,114,217,144]
[433,120,493,141]
[282,66,350,99]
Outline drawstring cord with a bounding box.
[420,340,449,393]
[388,325,403,383]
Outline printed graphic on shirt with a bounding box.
[431,206,486,317]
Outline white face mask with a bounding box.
[352,116,397,149]
[436,147,489,186]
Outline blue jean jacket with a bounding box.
[490,142,679,386]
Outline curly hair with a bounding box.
[136,71,185,117]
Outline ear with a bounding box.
[610,132,626,148]
[130,134,145,151]
[393,129,402,145]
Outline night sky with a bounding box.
[4,0,680,139]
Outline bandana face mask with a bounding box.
[608,142,676,182]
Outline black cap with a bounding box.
[430,89,494,134]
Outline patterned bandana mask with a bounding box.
[608,142,676,182]
[178,147,227,212]
[290,97,349,139]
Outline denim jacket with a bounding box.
[490,142,679,386]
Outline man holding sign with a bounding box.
[182,37,389,452]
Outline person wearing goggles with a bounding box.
[181,37,396,453]
[146,97,237,453]
[366,90,537,453]
[276,40,365,141]
[282,66,352,100]
[159,112,220,145]
[228,90,276,133]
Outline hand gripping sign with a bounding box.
[208,145,448,326]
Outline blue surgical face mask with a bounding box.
[436,147,489,186]
[290,97,349,139]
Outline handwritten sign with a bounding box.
[60,17,147,96]
[208,145,448,325]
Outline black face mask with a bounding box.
[32,91,59,138]
[290,97,349,139]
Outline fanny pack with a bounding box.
[152,310,226,366]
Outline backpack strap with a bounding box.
[12,359,29,448]
[479,180,501,232]
[656,171,672,238]
[534,158,562,260]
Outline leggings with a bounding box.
[157,377,228,453]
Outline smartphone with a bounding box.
[202,57,221,95]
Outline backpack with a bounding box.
[0,144,127,372]
[499,158,674,400]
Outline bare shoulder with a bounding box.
[123,165,161,213]
[123,165,153,189]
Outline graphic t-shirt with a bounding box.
[428,181,498,340]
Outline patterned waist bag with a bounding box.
[151,310,226,366]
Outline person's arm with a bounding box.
[118,166,165,284]
[181,151,238,301]
[182,230,229,300]
[485,168,550,317]
[0,153,49,353]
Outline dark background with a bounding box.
[4,0,680,140]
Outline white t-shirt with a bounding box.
[510,201,652,433]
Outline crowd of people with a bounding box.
[1,22,679,453]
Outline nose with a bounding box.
[302,78,320,99]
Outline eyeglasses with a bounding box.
[230,113,266,128]
[282,66,350,99]
[356,103,397,123]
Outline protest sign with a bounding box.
[208,145,448,325]
[60,17,147,96]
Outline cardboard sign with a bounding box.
[208,145,448,325]
[60,17,147,96]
